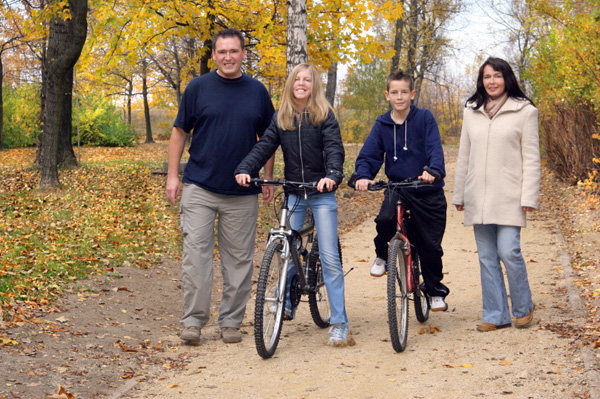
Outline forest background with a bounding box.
[0,0,599,393]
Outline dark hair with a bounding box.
[386,69,414,91]
[212,28,245,51]
[465,57,534,109]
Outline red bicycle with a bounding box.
[349,168,440,352]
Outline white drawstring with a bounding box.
[393,118,408,162]
[403,121,408,151]
[393,123,397,161]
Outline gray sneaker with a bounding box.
[328,323,349,346]
[181,326,201,343]
[221,327,242,343]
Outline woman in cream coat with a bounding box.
[453,57,540,332]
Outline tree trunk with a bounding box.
[57,67,78,168]
[200,11,215,77]
[127,79,132,126]
[391,0,405,73]
[39,0,88,189]
[286,0,308,74]
[142,59,154,143]
[405,0,419,78]
[325,62,337,107]
[200,43,211,76]
[0,54,3,150]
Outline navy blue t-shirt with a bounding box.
[174,71,275,195]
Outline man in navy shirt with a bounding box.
[165,28,275,345]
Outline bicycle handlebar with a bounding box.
[250,178,318,189]
[347,166,441,191]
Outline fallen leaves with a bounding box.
[45,384,75,399]
[0,144,181,326]
[418,326,442,334]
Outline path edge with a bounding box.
[554,224,600,399]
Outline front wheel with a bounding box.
[387,238,409,353]
[254,241,285,359]
[412,252,430,323]
[307,236,342,328]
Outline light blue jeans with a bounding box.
[286,192,348,325]
[473,224,533,325]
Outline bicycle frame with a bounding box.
[266,191,315,304]
[393,199,417,293]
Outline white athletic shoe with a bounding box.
[430,296,448,312]
[370,257,387,277]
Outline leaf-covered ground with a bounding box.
[0,144,182,327]
[537,167,600,350]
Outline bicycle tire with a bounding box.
[412,252,430,322]
[307,236,342,328]
[387,238,409,353]
[254,241,285,359]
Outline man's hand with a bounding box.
[165,176,181,206]
[454,204,464,211]
[262,185,275,204]
[317,177,336,193]
[355,178,375,192]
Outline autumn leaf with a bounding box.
[45,383,75,399]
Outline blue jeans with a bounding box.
[286,192,348,325]
[473,224,533,325]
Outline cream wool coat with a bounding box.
[452,97,540,227]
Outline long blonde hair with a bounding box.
[277,63,333,131]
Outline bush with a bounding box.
[2,84,41,149]
[2,85,135,149]
[75,94,136,147]
[529,2,600,184]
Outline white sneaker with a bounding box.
[370,258,387,277]
[430,296,448,312]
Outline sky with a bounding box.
[337,0,510,85]
[445,0,508,75]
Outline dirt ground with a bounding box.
[1,147,599,399]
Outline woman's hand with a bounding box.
[235,174,251,187]
[355,179,375,192]
[455,204,464,211]
[522,206,535,212]
[317,177,336,192]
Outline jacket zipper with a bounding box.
[298,116,307,199]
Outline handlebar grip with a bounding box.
[423,166,441,182]
[347,173,357,189]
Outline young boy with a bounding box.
[353,69,450,311]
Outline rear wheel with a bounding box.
[308,236,342,328]
[387,238,409,353]
[254,241,285,359]
[412,252,430,322]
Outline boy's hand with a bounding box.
[418,170,435,184]
[235,174,251,187]
[355,179,375,192]
[317,177,336,192]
